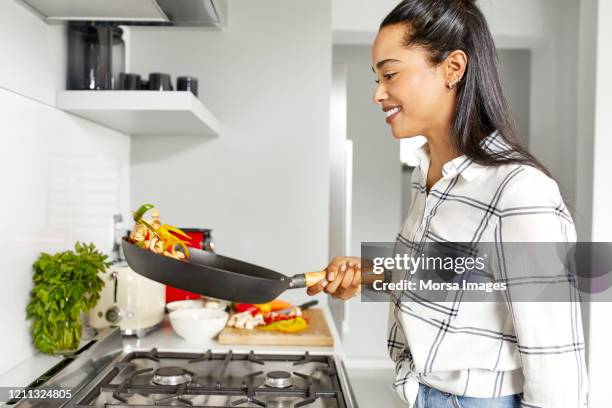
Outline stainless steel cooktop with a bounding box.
[8,329,356,408]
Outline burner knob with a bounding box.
[106,306,123,323]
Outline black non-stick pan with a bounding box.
[122,239,326,303]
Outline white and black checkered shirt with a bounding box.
[389,132,588,407]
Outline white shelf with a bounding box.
[56,91,222,137]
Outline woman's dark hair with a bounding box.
[381,0,551,177]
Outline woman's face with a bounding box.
[371,24,453,139]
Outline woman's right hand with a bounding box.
[307,256,362,300]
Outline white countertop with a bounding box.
[123,305,345,356]
[0,354,62,388]
[0,305,344,390]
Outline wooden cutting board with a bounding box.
[217,308,334,346]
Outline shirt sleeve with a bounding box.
[494,167,588,408]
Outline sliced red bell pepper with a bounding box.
[234,303,259,315]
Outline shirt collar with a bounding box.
[413,131,503,182]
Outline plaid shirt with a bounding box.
[389,132,588,407]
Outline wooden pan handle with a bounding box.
[289,271,326,289]
[289,269,385,290]
[304,271,326,287]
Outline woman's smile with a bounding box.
[384,106,402,124]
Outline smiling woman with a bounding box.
[309,0,589,407]
[372,0,549,193]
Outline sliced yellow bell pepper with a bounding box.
[161,224,191,240]
[259,317,308,333]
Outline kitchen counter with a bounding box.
[123,304,345,356]
[0,304,344,390]
[0,353,62,388]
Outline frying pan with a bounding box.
[121,239,326,303]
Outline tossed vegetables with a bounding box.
[128,203,191,260]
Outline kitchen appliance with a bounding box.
[165,228,214,303]
[17,0,227,28]
[89,216,165,337]
[67,22,125,90]
[122,239,326,304]
[6,328,357,408]
[182,228,215,252]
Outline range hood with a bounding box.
[18,0,227,27]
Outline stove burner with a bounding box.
[265,371,292,388]
[152,366,193,386]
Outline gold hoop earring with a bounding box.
[447,80,458,90]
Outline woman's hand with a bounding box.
[307,256,362,300]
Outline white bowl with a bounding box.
[203,299,230,310]
[166,299,205,312]
[169,308,229,342]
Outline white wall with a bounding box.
[578,0,612,406]
[328,63,349,334]
[333,46,402,262]
[127,0,332,305]
[527,0,580,212]
[497,50,531,144]
[332,45,401,364]
[0,1,130,374]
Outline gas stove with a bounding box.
[8,329,356,408]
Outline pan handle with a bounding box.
[288,271,326,289]
[304,271,326,287]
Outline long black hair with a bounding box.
[381,0,550,176]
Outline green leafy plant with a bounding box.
[26,242,110,354]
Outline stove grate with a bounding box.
[214,350,233,389]
[111,368,153,403]
[188,350,213,364]
[230,371,264,407]
[293,351,311,366]
[75,350,348,408]
[154,383,192,406]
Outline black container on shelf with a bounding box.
[67,22,125,90]
[117,73,142,90]
[177,76,199,96]
[148,73,173,91]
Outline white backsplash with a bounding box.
[0,90,130,373]
[0,0,131,374]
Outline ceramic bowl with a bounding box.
[166,299,205,312]
[169,308,228,342]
